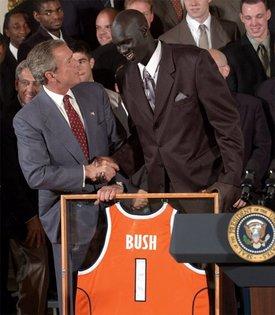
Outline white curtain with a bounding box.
[0,0,9,33]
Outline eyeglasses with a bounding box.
[18,79,40,88]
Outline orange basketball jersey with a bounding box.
[75,203,209,315]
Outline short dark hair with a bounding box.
[34,0,60,12]
[241,0,269,10]
[3,9,28,32]
[70,40,92,59]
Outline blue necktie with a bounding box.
[143,68,156,112]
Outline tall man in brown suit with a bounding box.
[112,10,244,212]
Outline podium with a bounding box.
[170,213,275,314]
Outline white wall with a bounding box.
[0,0,9,33]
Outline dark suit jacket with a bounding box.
[17,26,75,62]
[120,43,244,203]
[233,92,271,187]
[152,0,179,35]
[13,82,121,244]
[159,15,240,49]
[1,98,37,240]
[222,34,275,95]
[92,43,127,90]
[0,48,17,105]
[256,78,275,160]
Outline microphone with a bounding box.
[240,170,255,202]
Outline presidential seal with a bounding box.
[228,205,275,262]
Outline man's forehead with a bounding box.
[19,68,35,80]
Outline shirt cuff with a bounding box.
[82,165,86,187]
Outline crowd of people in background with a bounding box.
[0,0,274,314]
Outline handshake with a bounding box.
[85,156,119,183]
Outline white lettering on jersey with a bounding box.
[125,234,157,250]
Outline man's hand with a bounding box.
[85,157,119,182]
[233,198,247,209]
[24,216,45,248]
[131,189,148,210]
[95,184,124,204]
[206,182,241,212]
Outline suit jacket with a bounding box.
[233,93,271,187]
[0,48,17,104]
[159,15,240,49]
[120,43,243,201]
[222,34,275,95]
[152,0,179,35]
[2,98,37,240]
[256,78,275,160]
[17,26,75,62]
[13,82,121,244]
[210,0,245,34]
[91,43,127,90]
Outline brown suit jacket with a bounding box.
[159,15,240,49]
[120,43,243,201]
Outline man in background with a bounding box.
[222,0,275,95]
[160,0,240,49]
[2,60,49,315]
[18,0,74,62]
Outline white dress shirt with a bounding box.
[138,40,162,84]
[9,42,18,60]
[186,14,212,48]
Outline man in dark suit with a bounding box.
[159,0,240,49]
[2,60,49,315]
[1,10,31,104]
[18,0,74,62]
[13,39,125,312]
[222,0,275,95]
[256,77,275,160]
[209,49,271,205]
[112,10,244,212]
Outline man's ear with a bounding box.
[140,25,149,37]
[44,71,55,83]
[33,11,41,23]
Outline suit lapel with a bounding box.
[211,16,229,49]
[127,63,154,121]
[154,43,175,122]
[41,90,86,163]
[180,19,196,45]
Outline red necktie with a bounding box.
[63,95,89,160]
[171,0,183,21]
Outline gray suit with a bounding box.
[13,82,121,311]
[159,15,240,49]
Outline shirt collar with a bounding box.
[186,13,211,31]
[43,85,74,107]
[138,40,162,79]
[9,42,18,60]
[247,33,270,52]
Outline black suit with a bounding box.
[233,92,271,188]
[18,26,75,62]
[222,34,275,95]
[256,78,275,160]
[0,48,17,106]
[92,43,127,90]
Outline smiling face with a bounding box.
[5,13,30,48]
[240,1,271,42]
[73,51,94,82]
[16,67,40,105]
[96,11,116,46]
[112,14,150,64]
